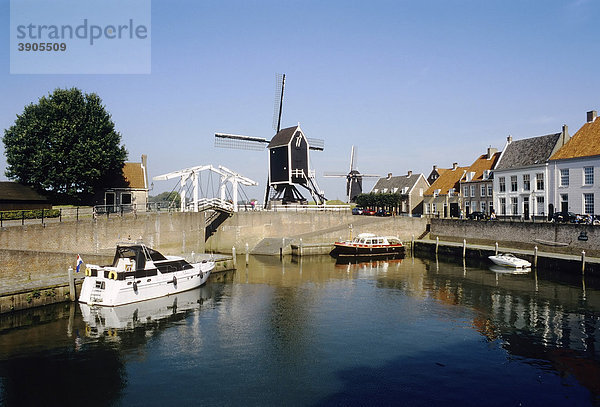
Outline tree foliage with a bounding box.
[355,193,402,210]
[3,88,127,204]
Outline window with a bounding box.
[481,185,486,197]
[560,168,569,187]
[584,167,594,185]
[373,189,379,193]
[121,193,132,205]
[536,196,544,215]
[536,173,544,190]
[448,188,454,197]
[470,185,476,197]
[463,186,469,197]
[432,203,437,213]
[419,188,423,197]
[382,188,388,193]
[499,177,506,192]
[471,201,476,211]
[393,187,399,193]
[489,201,494,214]
[500,198,506,215]
[487,185,493,196]
[433,189,440,197]
[481,201,486,213]
[584,194,594,215]
[511,176,518,192]
[523,174,530,191]
[465,201,470,213]
[511,197,518,215]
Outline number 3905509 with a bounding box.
[18,43,67,51]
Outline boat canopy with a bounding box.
[111,245,167,270]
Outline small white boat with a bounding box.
[79,243,214,307]
[489,265,531,274]
[488,253,531,269]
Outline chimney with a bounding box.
[486,147,498,159]
[433,165,437,171]
[507,135,513,143]
[562,124,569,146]
[588,110,598,123]
[452,162,458,170]
[407,170,413,177]
[387,173,392,180]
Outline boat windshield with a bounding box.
[111,245,168,270]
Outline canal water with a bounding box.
[1,254,599,406]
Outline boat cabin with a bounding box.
[351,233,402,246]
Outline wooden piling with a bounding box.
[232,246,237,268]
[534,246,538,269]
[462,239,466,258]
[68,266,75,302]
[495,242,498,256]
[245,243,249,265]
[435,236,439,254]
[582,250,586,274]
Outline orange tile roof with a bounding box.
[464,152,501,181]
[123,162,147,189]
[424,166,468,195]
[550,118,600,160]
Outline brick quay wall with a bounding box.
[430,218,600,257]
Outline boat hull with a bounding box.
[79,262,214,307]
[488,255,531,269]
[331,242,405,257]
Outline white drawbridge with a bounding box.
[153,165,258,213]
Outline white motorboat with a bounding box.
[488,253,531,269]
[79,243,214,306]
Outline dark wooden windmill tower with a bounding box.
[324,145,379,203]
[215,74,326,207]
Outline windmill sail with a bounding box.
[214,133,269,151]
[273,73,285,133]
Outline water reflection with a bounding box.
[0,256,599,405]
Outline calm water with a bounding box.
[1,254,600,406]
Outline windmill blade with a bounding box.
[349,145,355,172]
[323,172,348,177]
[214,133,268,151]
[308,138,324,151]
[359,174,381,178]
[272,73,285,132]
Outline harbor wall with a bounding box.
[0,211,207,255]
[430,219,600,257]
[207,212,428,254]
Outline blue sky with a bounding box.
[1,0,599,201]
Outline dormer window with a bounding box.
[433,189,441,197]
[401,187,409,194]
[382,188,388,193]
[483,170,490,180]
[393,187,399,193]
[373,189,379,193]
[448,188,455,197]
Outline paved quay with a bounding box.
[414,238,600,274]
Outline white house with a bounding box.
[493,127,569,220]
[548,110,600,216]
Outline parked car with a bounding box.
[362,209,376,216]
[352,207,363,215]
[551,211,577,223]
[375,209,392,217]
[467,211,488,221]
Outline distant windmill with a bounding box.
[324,146,379,203]
[215,74,326,207]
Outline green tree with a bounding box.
[3,88,127,204]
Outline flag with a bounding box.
[76,255,83,273]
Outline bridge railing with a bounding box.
[268,204,351,213]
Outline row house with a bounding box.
[371,171,429,215]
[548,110,600,216]
[460,147,501,216]
[493,126,569,220]
[423,163,468,217]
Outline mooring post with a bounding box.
[299,238,303,257]
[232,246,237,269]
[582,250,586,274]
[495,242,498,256]
[462,239,466,258]
[435,236,439,254]
[191,251,195,263]
[534,246,538,269]
[68,266,75,302]
[245,242,249,265]
[411,234,414,253]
